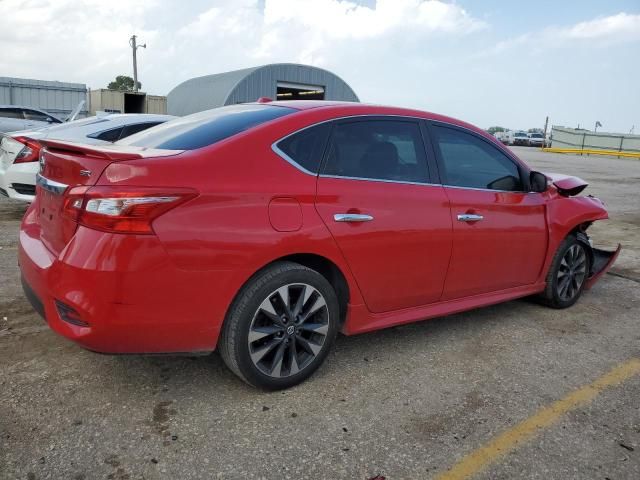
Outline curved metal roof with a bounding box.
[167,63,359,116]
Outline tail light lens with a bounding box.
[63,186,197,234]
[13,136,42,163]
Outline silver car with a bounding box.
[0,105,63,133]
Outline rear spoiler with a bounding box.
[38,139,183,161]
[544,173,589,197]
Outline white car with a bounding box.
[0,105,63,133]
[527,132,545,147]
[0,113,175,202]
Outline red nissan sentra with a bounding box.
[19,101,620,389]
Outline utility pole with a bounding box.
[542,115,549,149]
[129,35,146,92]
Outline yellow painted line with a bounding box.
[542,147,640,158]
[436,358,640,480]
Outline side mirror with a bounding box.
[530,171,548,193]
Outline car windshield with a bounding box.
[117,104,296,150]
[515,132,527,137]
[530,133,543,138]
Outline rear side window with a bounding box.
[89,127,124,142]
[0,108,24,119]
[323,120,428,183]
[120,122,163,139]
[432,125,523,191]
[118,104,295,150]
[275,124,330,173]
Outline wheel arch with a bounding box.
[262,253,350,326]
[221,252,353,338]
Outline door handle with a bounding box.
[334,213,374,223]
[457,213,484,222]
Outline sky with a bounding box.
[1,0,639,132]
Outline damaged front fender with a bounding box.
[542,178,620,289]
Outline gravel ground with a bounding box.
[0,147,638,480]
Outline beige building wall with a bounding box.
[88,89,167,115]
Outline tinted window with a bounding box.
[0,108,24,119]
[433,125,523,191]
[23,109,49,121]
[276,123,330,173]
[120,122,163,139]
[91,127,124,142]
[323,120,428,183]
[118,104,295,150]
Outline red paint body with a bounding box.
[18,102,618,353]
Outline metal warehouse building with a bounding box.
[0,76,88,119]
[167,63,359,116]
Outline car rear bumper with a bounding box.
[0,161,37,202]
[18,205,237,354]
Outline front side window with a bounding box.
[433,125,523,191]
[23,109,50,122]
[275,123,330,173]
[323,120,428,183]
[117,104,295,150]
[120,122,163,139]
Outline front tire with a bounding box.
[541,234,591,309]
[219,261,339,390]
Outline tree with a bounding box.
[487,126,507,134]
[107,75,141,92]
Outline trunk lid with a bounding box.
[35,140,182,255]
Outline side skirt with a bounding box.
[343,282,547,335]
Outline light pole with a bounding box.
[129,35,146,92]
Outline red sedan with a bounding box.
[19,101,620,389]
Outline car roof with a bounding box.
[254,100,488,137]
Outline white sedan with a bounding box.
[0,113,174,202]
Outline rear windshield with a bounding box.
[117,104,295,150]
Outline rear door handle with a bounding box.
[457,213,484,222]
[334,213,374,222]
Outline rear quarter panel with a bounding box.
[98,115,367,339]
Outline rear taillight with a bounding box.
[13,136,42,163]
[63,186,197,234]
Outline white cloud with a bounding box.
[561,12,640,41]
[0,1,637,131]
[487,12,640,56]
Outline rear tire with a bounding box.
[540,233,591,309]
[219,261,339,390]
